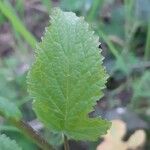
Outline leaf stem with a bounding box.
[64,134,69,150]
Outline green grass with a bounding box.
[87,0,104,21]
[145,21,150,60]
[0,1,37,48]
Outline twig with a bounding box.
[11,119,55,150]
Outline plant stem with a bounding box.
[11,119,55,150]
[0,104,54,149]
[64,134,69,150]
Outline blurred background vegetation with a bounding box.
[0,0,149,149]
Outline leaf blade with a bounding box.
[27,8,110,141]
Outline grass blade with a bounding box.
[0,1,37,48]
[145,21,150,60]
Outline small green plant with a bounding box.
[0,8,110,150]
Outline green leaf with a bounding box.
[0,134,22,150]
[27,8,110,141]
[0,97,22,120]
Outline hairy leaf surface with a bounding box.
[27,8,110,141]
[0,97,22,120]
[0,134,22,150]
